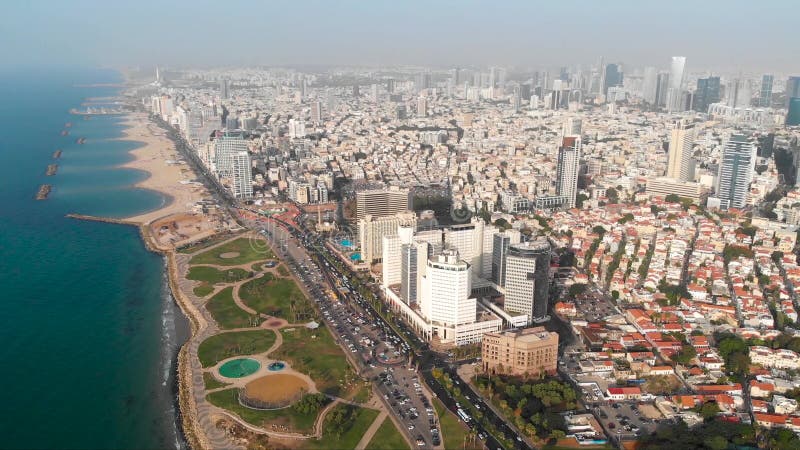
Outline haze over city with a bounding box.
[2,0,798,71]
[5,1,800,450]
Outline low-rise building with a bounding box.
[482,327,558,377]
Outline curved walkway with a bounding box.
[178,234,385,446]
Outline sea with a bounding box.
[0,67,189,449]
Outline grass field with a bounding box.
[187,266,251,284]
[177,234,233,254]
[271,325,353,396]
[203,372,229,390]
[198,330,276,367]
[193,284,215,297]
[206,287,254,329]
[433,398,480,450]
[189,236,274,266]
[206,388,319,433]
[276,264,290,277]
[305,404,379,450]
[239,273,311,321]
[365,416,410,450]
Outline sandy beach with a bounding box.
[118,112,207,225]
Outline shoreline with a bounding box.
[66,110,214,450]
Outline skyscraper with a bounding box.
[715,134,756,210]
[491,230,521,287]
[504,237,551,323]
[693,76,721,112]
[214,132,247,177]
[219,79,230,100]
[786,98,800,126]
[667,57,686,112]
[556,136,581,208]
[760,74,774,107]
[355,187,413,224]
[603,64,623,95]
[785,76,800,108]
[310,101,322,125]
[642,66,658,104]
[666,119,696,181]
[417,96,428,117]
[400,241,428,304]
[655,72,670,108]
[420,249,474,328]
[232,151,253,199]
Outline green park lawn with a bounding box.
[276,264,291,277]
[193,284,215,297]
[197,330,276,367]
[365,416,410,450]
[305,404,379,450]
[203,372,229,390]
[206,388,319,433]
[189,236,274,266]
[206,287,254,329]
[239,273,311,321]
[271,325,354,396]
[433,398,481,450]
[187,266,251,284]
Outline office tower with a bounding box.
[359,211,416,263]
[693,76,721,112]
[371,84,379,101]
[655,72,670,108]
[597,57,606,95]
[603,64,623,95]
[785,76,800,108]
[232,151,253,199]
[563,117,582,137]
[444,218,486,281]
[667,56,686,112]
[491,230,521,287]
[356,187,413,224]
[395,104,407,120]
[760,74,774,107]
[401,241,429,304]
[219,79,230,100]
[480,225,498,279]
[786,98,800,126]
[504,238,551,322]
[352,84,360,97]
[288,118,306,138]
[382,235,402,288]
[642,66,658,104]
[520,83,532,101]
[556,136,581,208]
[482,327,558,377]
[417,96,428,117]
[214,133,247,177]
[715,134,756,210]
[416,72,432,92]
[735,80,752,108]
[310,101,322,125]
[666,119,696,181]
[420,249,474,329]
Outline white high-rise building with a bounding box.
[382,235,403,288]
[420,249,475,330]
[443,218,487,281]
[666,119,696,181]
[359,211,417,263]
[556,136,581,208]
[562,117,582,137]
[311,101,323,125]
[667,57,686,112]
[713,134,756,210]
[288,118,306,138]
[214,133,248,177]
[417,96,428,117]
[232,151,253,199]
[400,240,429,304]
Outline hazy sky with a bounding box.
[1,0,797,73]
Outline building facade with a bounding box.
[482,327,559,377]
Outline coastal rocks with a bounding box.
[36,184,51,200]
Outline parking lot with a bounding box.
[570,286,620,322]
[594,401,661,442]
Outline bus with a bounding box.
[456,408,471,423]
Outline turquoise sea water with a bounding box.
[0,68,188,449]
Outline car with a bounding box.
[608,422,616,429]
[408,424,415,430]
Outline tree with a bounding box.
[697,401,721,421]
[607,187,619,203]
[592,225,607,236]
[575,193,589,208]
[671,344,697,365]
[568,283,587,297]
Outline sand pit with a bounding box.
[242,374,309,408]
[219,252,240,259]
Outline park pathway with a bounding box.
[354,410,388,450]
